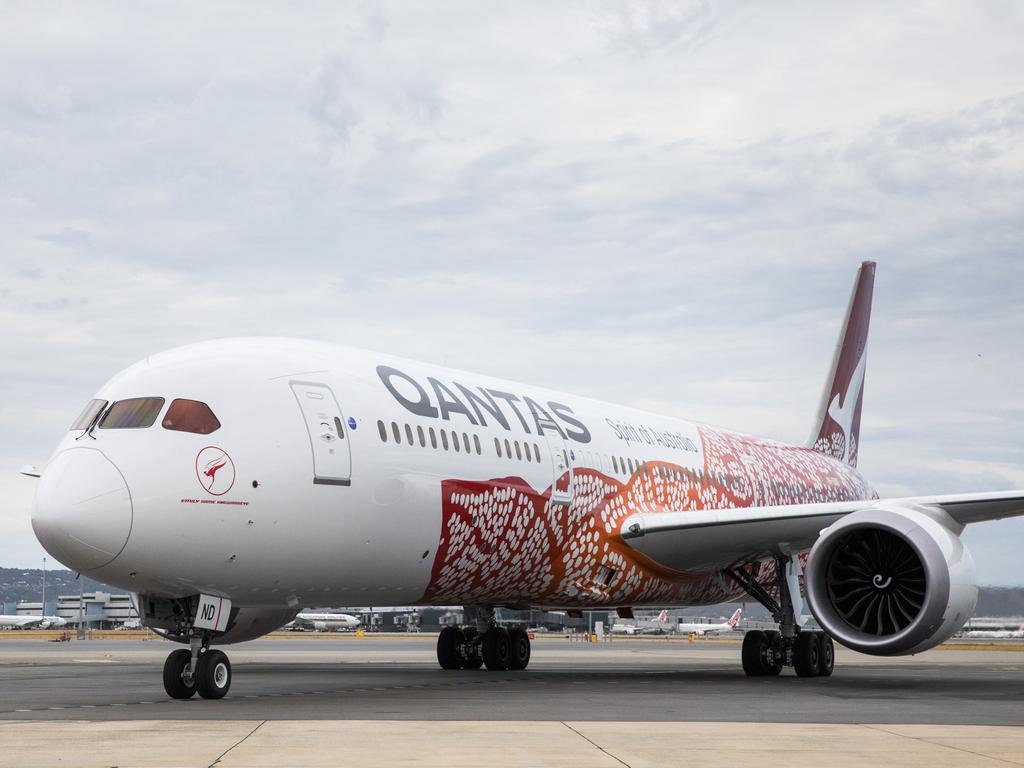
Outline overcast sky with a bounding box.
[2,2,1022,584]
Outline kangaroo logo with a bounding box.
[826,350,867,465]
[196,447,236,496]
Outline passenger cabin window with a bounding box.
[162,399,221,435]
[70,399,108,431]
[99,397,165,429]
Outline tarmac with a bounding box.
[0,633,1022,766]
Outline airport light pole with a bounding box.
[41,557,46,616]
[77,575,84,640]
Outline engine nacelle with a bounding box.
[805,505,977,655]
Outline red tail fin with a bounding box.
[808,262,875,467]
[727,608,741,627]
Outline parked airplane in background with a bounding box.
[285,612,361,632]
[962,626,1024,639]
[0,615,67,629]
[610,609,670,635]
[27,262,1024,701]
[678,609,743,637]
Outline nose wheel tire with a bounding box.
[196,649,232,699]
[162,649,197,699]
[508,627,531,670]
[794,631,822,677]
[481,627,511,671]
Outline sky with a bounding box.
[1,2,1023,583]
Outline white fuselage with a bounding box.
[0,616,67,629]
[31,338,875,641]
[289,612,361,631]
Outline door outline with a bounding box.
[290,381,352,487]
[542,430,573,506]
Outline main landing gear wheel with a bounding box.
[162,649,197,699]
[196,649,232,699]
[437,626,464,670]
[741,630,782,676]
[461,627,484,669]
[482,626,512,671]
[508,627,531,671]
[794,631,822,678]
[817,632,835,677]
[726,555,839,679]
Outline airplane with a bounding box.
[678,608,743,637]
[25,261,1024,700]
[0,615,67,629]
[284,612,361,632]
[962,626,1024,639]
[610,609,670,635]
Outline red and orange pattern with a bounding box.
[421,425,876,607]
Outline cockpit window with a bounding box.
[98,397,165,429]
[162,399,221,435]
[69,399,108,431]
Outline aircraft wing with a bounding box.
[620,490,1024,572]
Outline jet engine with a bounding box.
[804,505,977,655]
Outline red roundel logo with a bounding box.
[195,447,235,496]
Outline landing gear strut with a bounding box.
[162,631,233,699]
[725,555,835,678]
[436,606,531,672]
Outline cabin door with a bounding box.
[290,381,352,486]
[543,430,573,506]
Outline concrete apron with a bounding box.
[1,721,1023,768]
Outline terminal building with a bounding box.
[2,592,137,628]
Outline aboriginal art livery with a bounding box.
[28,262,1024,698]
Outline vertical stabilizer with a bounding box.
[808,261,875,467]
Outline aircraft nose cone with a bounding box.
[32,448,132,572]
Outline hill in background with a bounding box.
[1,567,114,604]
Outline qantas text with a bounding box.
[376,365,592,443]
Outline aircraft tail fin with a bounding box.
[807,261,875,467]
[656,609,668,624]
[728,608,741,628]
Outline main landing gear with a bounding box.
[163,632,233,699]
[436,606,531,672]
[724,554,835,679]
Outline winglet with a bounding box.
[808,261,875,467]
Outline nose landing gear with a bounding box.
[162,632,233,699]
